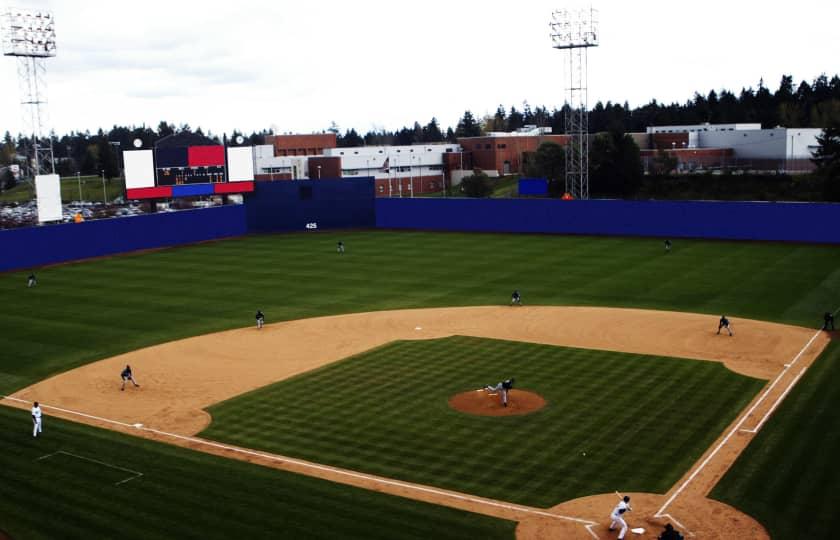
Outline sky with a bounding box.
[1,0,839,137]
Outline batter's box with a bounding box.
[36,450,143,486]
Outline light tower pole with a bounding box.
[550,8,598,200]
[2,8,57,178]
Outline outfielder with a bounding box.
[510,290,522,306]
[609,495,632,539]
[337,241,345,254]
[717,315,733,336]
[484,378,515,407]
[120,365,140,391]
[32,401,42,437]
[27,273,37,288]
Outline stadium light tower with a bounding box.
[550,7,598,199]
[2,7,57,177]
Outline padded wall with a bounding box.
[0,205,247,272]
[375,198,840,244]
[245,178,375,232]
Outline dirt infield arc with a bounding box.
[5,306,830,539]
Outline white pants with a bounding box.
[484,384,508,405]
[257,318,264,328]
[33,417,42,437]
[609,514,627,538]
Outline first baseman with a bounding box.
[32,401,42,437]
[609,496,632,539]
[120,365,140,391]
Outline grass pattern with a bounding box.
[711,340,840,540]
[0,406,515,540]
[203,336,764,508]
[0,231,838,395]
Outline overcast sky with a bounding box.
[1,0,838,137]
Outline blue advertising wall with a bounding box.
[245,178,376,233]
[376,198,840,244]
[518,178,549,196]
[0,205,247,272]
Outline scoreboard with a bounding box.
[124,145,255,200]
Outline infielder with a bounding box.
[510,290,522,306]
[717,315,733,336]
[484,378,515,407]
[32,401,42,437]
[609,495,632,539]
[120,365,140,391]
[824,312,835,331]
[256,309,265,329]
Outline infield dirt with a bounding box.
[4,306,830,539]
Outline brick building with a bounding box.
[457,126,569,175]
[265,133,337,156]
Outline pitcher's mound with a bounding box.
[449,389,546,416]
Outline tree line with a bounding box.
[1,73,838,183]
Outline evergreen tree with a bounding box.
[455,111,481,137]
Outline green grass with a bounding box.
[1,231,838,395]
[202,336,764,508]
[710,339,840,539]
[0,406,514,540]
[0,175,124,203]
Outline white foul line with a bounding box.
[36,450,143,485]
[655,326,824,519]
[2,395,595,529]
[739,369,805,434]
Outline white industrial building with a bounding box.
[647,123,821,160]
[323,144,459,179]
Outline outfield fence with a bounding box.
[375,198,840,244]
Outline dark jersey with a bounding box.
[256,311,264,320]
[121,368,132,378]
[719,317,729,327]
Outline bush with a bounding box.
[461,171,493,198]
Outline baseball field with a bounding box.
[1,230,839,539]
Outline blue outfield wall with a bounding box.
[0,205,247,272]
[375,198,840,244]
[245,178,375,233]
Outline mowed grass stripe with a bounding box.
[1,231,839,393]
[0,406,515,540]
[711,340,840,540]
[202,336,763,508]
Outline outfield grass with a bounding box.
[710,339,840,539]
[201,336,764,508]
[0,405,515,540]
[1,231,838,395]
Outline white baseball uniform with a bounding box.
[32,404,42,437]
[610,501,630,539]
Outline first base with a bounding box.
[133,423,143,428]
[630,527,645,534]
[415,326,422,330]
